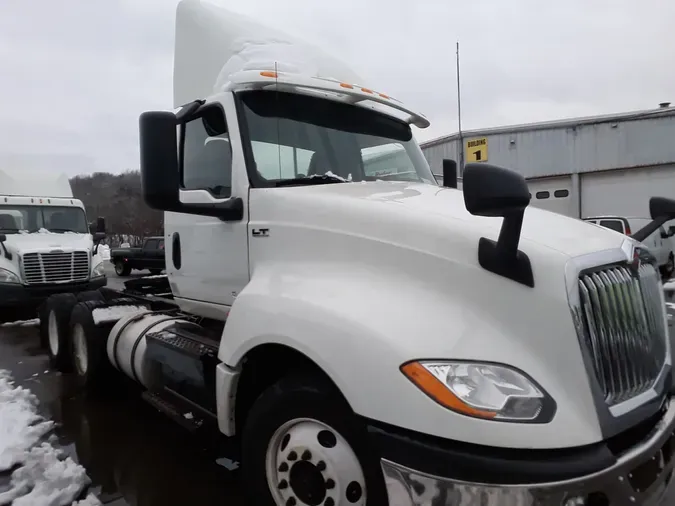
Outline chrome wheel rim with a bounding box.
[265,418,366,506]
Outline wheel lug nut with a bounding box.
[286,498,296,506]
[288,451,298,461]
[279,462,289,472]
[278,479,288,490]
[325,478,335,489]
[302,450,312,461]
[317,460,326,471]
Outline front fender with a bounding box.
[219,261,603,449]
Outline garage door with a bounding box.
[527,176,576,217]
[581,165,675,218]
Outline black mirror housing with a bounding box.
[0,234,6,242]
[96,217,106,234]
[463,163,531,217]
[462,163,534,288]
[139,111,182,212]
[93,232,106,242]
[442,159,458,189]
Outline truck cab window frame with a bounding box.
[178,103,233,199]
[234,90,436,188]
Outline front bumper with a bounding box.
[371,398,675,505]
[0,276,107,308]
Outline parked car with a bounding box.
[110,236,165,276]
[583,215,675,279]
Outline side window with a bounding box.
[145,239,158,250]
[599,220,625,234]
[250,141,314,180]
[181,105,232,198]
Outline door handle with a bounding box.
[172,232,182,270]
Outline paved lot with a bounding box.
[0,281,674,505]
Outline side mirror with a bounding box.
[96,217,106,234]
[632,197,675,242]
[442,159,458,189]
[140,111,182,212]
[463,163,533,287]
[93,232,106,242]
[0,234,5,243]
[139,109,243,221]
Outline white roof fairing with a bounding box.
[173,1,429,128]
[174,0,364,108]
[0,169,73,198]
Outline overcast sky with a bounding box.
[1,0,673,176]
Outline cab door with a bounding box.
[165,94,251,319]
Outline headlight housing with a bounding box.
[92,262,106,278]
[401,360,556,423]
[0,268,21,284]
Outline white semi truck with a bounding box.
[40,1,675,505]
[0,168,108,325]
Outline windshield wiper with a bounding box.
[275,174,350,187]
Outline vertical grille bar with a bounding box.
[21,251,90,285]
[577,263,667,406]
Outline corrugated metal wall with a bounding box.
[421,112,675,179]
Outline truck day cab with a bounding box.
[0,168,107,323]
[40,1,675,505]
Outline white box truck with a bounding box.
[0,169,108,324]
[40,1,675,505]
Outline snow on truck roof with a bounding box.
[173,0,429,128]
[0,169,73,198]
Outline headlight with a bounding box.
[0,268,21,284]
[401,360,556,423]
[92,262,106,277]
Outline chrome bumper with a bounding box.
[382,400,675,506]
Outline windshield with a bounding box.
[0,205,88,234]
[237,90,436,187]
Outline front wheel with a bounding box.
[114,261,131,277]
[241,375,387,506]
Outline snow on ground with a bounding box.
[0,370,101,506]
[0,320,39,329]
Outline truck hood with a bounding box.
[2,232,93,254]
[252,181,627,260]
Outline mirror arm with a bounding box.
[180,197,244,222]
[631,216,670,243]
[478,209,534,288]
[0,243,11,261]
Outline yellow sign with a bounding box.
[465,137,488,163]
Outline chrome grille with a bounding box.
[577,263,667,406]
[22,251,90,285]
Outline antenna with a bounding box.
[456,41,464,176]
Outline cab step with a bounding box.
[141,391,207,433]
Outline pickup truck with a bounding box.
[110,236,165,277]
[584,215,675,280]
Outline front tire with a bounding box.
[241,375,386,506]
[44,293,78,371]
[114,261,131,277]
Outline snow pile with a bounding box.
[97,244,110,261]
[91,305,148,325]
[0,319,39,328]
[0,370,101,505]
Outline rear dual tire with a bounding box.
[115,261,131,277]
[242,376,386,506]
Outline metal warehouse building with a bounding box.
[420,105,675,219]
